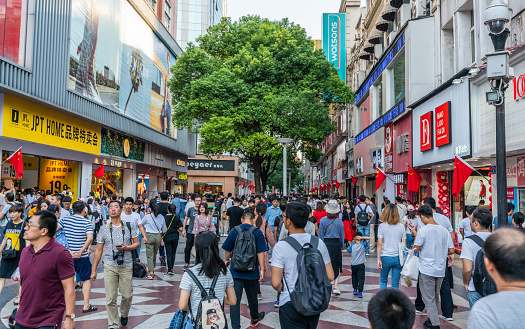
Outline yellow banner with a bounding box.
[39,159,79,200]
[2,95,101,155]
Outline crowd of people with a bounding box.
[0,185,524,329]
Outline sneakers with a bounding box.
[357,292,363,298]
[257,292,263,300]
[416,310,426,315]
[423,318,440,329]
[332,288,341,295]
[250,312,265,327]
[120,316,128,326]
[353,289,358,295]
[365,252,370,256]
[183,263,189,270]
[439,314,453,321]
[146,275,154,280]
[274,301,279,308]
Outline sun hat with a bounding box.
[407,205,415,211]
[325,200,340,214]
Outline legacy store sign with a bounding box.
[188,159,235,171]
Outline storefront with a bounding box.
[187,155,240,195]
[169,153,189,194]
[1,94,101,199]
[411,72,472,227]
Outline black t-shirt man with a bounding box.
[226,205,244,229]
[158,202,170,216]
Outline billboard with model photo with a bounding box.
[68,0,176,138]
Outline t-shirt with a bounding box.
[417,213,454,232]
[185,207,199,233]
[403,216,419,234]
[185,201,195,215]
[396,204,407,220]
[377,223,405,257]
[158,202,170,216]
[16,239,75,329]
[179,264,234,319]
[459,232,491,291]
[141,214,167,234]
[59,208,70,220]
[221,223,268,280]
[264,206,282,226]
[226,198,234,209]
[96,221,138,267]
[271,233,331,305]
[346,242,365,265]
[0,202,14,225]
[414,224,454,277]
[121,212,142,232]
[226,206,244,228]
[4,220,26,253]
[279,221,316,241]
[164,214,183,241]
[459,217,473,238]
[58,215,93,258]
[493,214,513,229]
[468,291,525,329]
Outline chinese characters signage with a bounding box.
[435,102,451,147]
[188,159,236,171]
[2,95,101,155]
[39,159,79,200]
[420,111,433,151]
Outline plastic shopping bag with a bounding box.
[400,250,419,282]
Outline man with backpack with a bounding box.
[222,210,267,328]
[271,202,334,329]
[91,200,140,329]
[354,195,374,255]
[460,207,493,308]
[467,228,525,328]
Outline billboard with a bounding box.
[68,0,176,138]
[322,13,346,83]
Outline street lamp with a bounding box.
[277,138,293,196]
[484,0,513,229]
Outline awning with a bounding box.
[390,0,404,8]
[376,17,389,31]
[359,50,372,60]
[368,30,383,44]
[382,4,398,21]
[364,42,375,53]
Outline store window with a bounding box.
[91,168,124,197]
[1,0,33,67]
[194,182,222,195]
[393,56,405,105]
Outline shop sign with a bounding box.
[322,13,346,83]
[455,144,469,157]
[384,123,394,173]
[177,159,186,167]
[110,159,123,167]
[517,156,525,186]
[435,102,451,147]
[39,159,79,200]
[188,159,235,171]
[396,133,409,154]
[178,173,188,180]
[394,173,406,184]
[513,73,525,100]
[2,95,100,155]
[355,157,364,174]
[508,188,515,200]
[101,128,145,162]
[372,149,382,169]
[420,111,433,151]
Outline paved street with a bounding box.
[0,239,469,329]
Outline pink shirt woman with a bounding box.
[192,203,216,235]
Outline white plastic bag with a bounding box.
[400,250,419,281]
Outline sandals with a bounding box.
[82,304,98,313]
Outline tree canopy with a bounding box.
[169,16,354,193]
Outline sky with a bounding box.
[226,0,342,40]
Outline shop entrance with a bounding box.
[194,182,222,195]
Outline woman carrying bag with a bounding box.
[141,202,167,279]
[377,204,406,290]
[319,200,345,295]
[254,203,276,300]
[164,204,183,276]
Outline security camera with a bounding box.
[484,2,510,35]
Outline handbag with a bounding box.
[400,250,420,281]
[398,230,407,266]
[132,249,147,278]
[169,309,194,329]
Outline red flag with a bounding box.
[141,168,151,179]
[6,147,23,178]
[351,175,358,187]
[319,184,324,191]
[242,182,246,189]
[94,164,105,178]
[310,187,315,193]
[407,165,422,192]
[327,182,332,189]
[452,156,474,197]
[335,181,340,189]
[375,169,387,191]
[238,182,242,186]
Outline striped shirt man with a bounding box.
[58,214,92,258]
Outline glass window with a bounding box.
[0,0,31,67]
[393,56,405,104]
[164,0,171,30]
[470,11,475,63]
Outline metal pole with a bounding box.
[496,88,508,229]
[283,145,287,197]
[288,169,292,195]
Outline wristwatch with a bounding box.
[65,314,75,320]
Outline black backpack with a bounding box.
[186,270,227,329]
[283,235,332,316]
[356,205,370,226]
[231,226,258,272]
[467,235,497,297]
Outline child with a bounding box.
[342,231,370,298]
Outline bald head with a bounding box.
[485,228,525,282]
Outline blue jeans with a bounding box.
[137,233,143,257]
[406,233,415,249]
[357,224,370,253]
[379,256,402,290]
[468,290,482,309]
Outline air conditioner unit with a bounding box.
[411,0,429,19]
[397,4,411,28]
[387,31,397,46]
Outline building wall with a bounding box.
[176,0,222,50]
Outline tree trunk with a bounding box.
[261,175,268,193]
[253,157,263,194]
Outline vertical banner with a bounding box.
[384,123,394,173]
[322,13,346,83]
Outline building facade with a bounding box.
[176,0,224,50]
[0,0,196,200]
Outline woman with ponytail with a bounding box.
[254,202,276,300]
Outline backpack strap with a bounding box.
[309,235,319,249]
[186,269,208,299]
[467,235,485,248]
[125,222,133,245]
[234,226,242,234]
[282,236,304,253]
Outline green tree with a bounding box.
[169,16,353,193]
[266,160,304,193]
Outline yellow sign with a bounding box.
[1,154,39,180]
[2,95,101,155]
[39,159,79,200]
[178,173,188,180]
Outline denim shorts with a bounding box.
[74,257,92,282]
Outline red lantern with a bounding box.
[489,195,492,203]
[489,186,492,193]
[488,171,491,177]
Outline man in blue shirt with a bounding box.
[265,196,282,230]
[171,193,181,212]
[493,202,514,230]
[222,210,267,328]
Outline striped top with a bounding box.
[58,215,93,258]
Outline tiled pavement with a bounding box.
[0,239,470,329]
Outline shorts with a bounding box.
[74,257,92,282]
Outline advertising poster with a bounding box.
[464,176,491,206]
[68,0,176,137]
[322,13,346,83]
[39,159,79,200]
